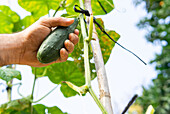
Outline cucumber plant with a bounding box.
[0,0,121,113]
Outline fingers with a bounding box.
[65,30,79,53]
[38,17,74,28]
[74,29,79,36]
[69,30,79,45]
[64,40,74,53]
[59,48,68,62]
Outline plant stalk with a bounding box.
[30,67,37,113]
[79,0,108,113]
[53,0,66,17]
[32,85,59,103]
[7,80,12,102]
[89,87,108,114]
[31,67,37,100]
[79,0,91,87]
[84,0,113,113]
[6,64,15,102]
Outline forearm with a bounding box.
[0,33,23,66]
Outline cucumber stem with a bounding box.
[31,67,37,100]
[89,87,108,114]
[30,67,37,114]
[53,0,66,17]
[32,85,59,103]
[79,0,108,113]
[79,0,91,87]
[6,64,15,102]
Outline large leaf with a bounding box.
[95,18,120,64]
[33,61,85,97]
[33,104,67,114]
[0,96,31,113]
[14,15,37,32]
[70,18,120,79]
[66,0,114,16]
[0,101,67,114]
[0,5,20,33]
[0,68,21,82]
[92,0,114,15]
[18,0,63,19]
[33,104,46,114]
[47,106,68,114]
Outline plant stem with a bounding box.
[79,0,91,87]
[6,64,15,102]
[31,67,37,100]
[7,80,12,102]
[79,0,108,113]
[30,67,37,114]
[89,87,108,114]
[53,0,66,17]
[84,0,113,113]
[53,6,61,17]
[17,83,25,98]
[32,85,59,103]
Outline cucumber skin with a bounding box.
[37,18,78,64]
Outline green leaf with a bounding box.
[14,15,37,32]
[66,0,114,16]
[0,5,20,33]
[95,18,120,64]
[92,0,114,15]
[47,106,68,114]
[69,18,119,80]
[60,83,77,97]
[0,101,67,114]
[33,104,67,114]
[0,68,22,82]
[0,96,31,113]
[18,0,63,19]
[34,61,85,97]
[32,67,47,78]
[33,104,46,114]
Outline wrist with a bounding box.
[0,32,23,66]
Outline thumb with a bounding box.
[38,17,74,28]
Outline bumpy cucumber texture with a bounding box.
[37,18,78,64]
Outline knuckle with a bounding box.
[39,17,48,23]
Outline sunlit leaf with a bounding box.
[34,61,85,97]
[33,104,68,114]
[33,104,46,114]
[47,106,68,114]
[18,0,63,19]
[32,67,47,78]
[60,83,77,97]
[92,0,114,15]
[0,96,31,113]
[14,15,37,32]
[66,0,114,16]
[95,18,120,64]
[0,5,20,33]
[0,68,21,82]
[69,18,120,80]
[0,101,67,114]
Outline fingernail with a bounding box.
[66,18,74,21]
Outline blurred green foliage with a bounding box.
[134,0,170,113]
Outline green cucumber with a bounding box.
[37,18,78,64]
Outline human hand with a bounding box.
[0,17,79,67]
